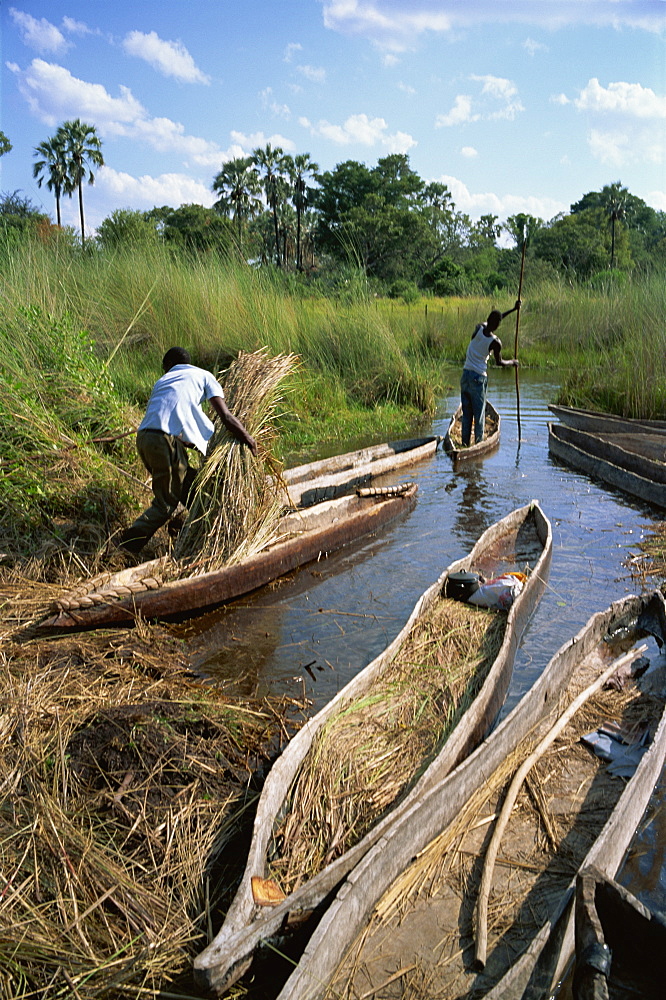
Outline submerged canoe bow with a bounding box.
[443,400,501,462]
[283,590,666,1000]
[193,501,551,995]
[37,485,419,632]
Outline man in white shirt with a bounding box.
[460,301,520,447]
[119,347,257,553]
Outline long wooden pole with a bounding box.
[514,240,526,441]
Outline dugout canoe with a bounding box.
[549,403,666,436]
[280,435,441,507]
[572,865,666,1000]
[36,485,419,633]
[443,400,501,462]
[548,422,666,510]
[282,590,666,1000]
[193,501,552,995]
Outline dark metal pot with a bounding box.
[444,570,480,602]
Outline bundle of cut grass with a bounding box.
[448,409,497,449]
[0,625,297,999]
[268,599,506,893]
[174,348,299,571]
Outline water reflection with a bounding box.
[176,368,665,912]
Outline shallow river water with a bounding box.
[178,367,666,916]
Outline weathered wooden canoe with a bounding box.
[280,436,441,507]
[549,403,666,436]
[193,501,552,994]
[548,422,666,509]
[572,865,666,1000]
[443,400,501,462]
[279,590,666,1000]
[36,485,419,632]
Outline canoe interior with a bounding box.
[282,437,439,486]
[548,423,666,510]
[444,401,500,462]
[573,866,666,1000]
[281,436,439,507]
[193,502,552,995]
[278,592,666,1000]
[549,404,666,435]
[39,487,419,631]
[552,423,666,480]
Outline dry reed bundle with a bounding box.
[175,349,298,572]
[269,599,506,893]
[448,410,497,449]
[0,625,296,999]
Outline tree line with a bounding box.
[2,121,666,296]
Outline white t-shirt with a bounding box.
[463,324,498,377]
[138,364,225,454]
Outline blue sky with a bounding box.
[2,1,666,237]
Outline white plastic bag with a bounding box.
[468,573,525,610]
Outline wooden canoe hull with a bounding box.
[548,422,666,509]
[573,865,666,1000]
[280,436,441,507]
[549,404,666,436]
[38,487,419,632]
[443,401,501,462]
[193,501,552,995]
[279,591,666,1000]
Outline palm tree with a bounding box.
[289,153,319,271]
[212,157,262,254]
[603,183,627,269]
[252,143,286,266]
[32,133,70,227]
[59,119,104,246]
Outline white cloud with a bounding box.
[10,59,144,127]
[323,1,666,52]
[435,173,565,223]
[398,81,417,96]
[574,78,666,118]
[461,146,478,158]
[551,93,570,106]
[436,75,523,126]
[470,74,524,119]
[9,59,223,165]
[62,17,96,37]
[10,8,70,55]
[122,30,210,84]
[299,112,416,152]
[296,64,327,84]
[260,87,291,119]
[228,130,296,153]
[524,37,548,56]
[647,189,666,211]
[436,95,478,127]
[98,166,216,208]
[284,42,303,62]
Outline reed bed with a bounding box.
[268,599,506,893]
[0,623,298,999]
[174,349,298,572]
[326,670,659,1000]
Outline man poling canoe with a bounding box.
[460,300,521,448]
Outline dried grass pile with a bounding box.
[269,599,506,893]
[448,410,497,449]
[0,625,300,999]
[175,348,299,572]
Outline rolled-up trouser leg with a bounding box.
[120,431,189,552]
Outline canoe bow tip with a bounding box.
[192,951,254,996]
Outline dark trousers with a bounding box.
[460,369,488,447]
[120,430,197,552]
